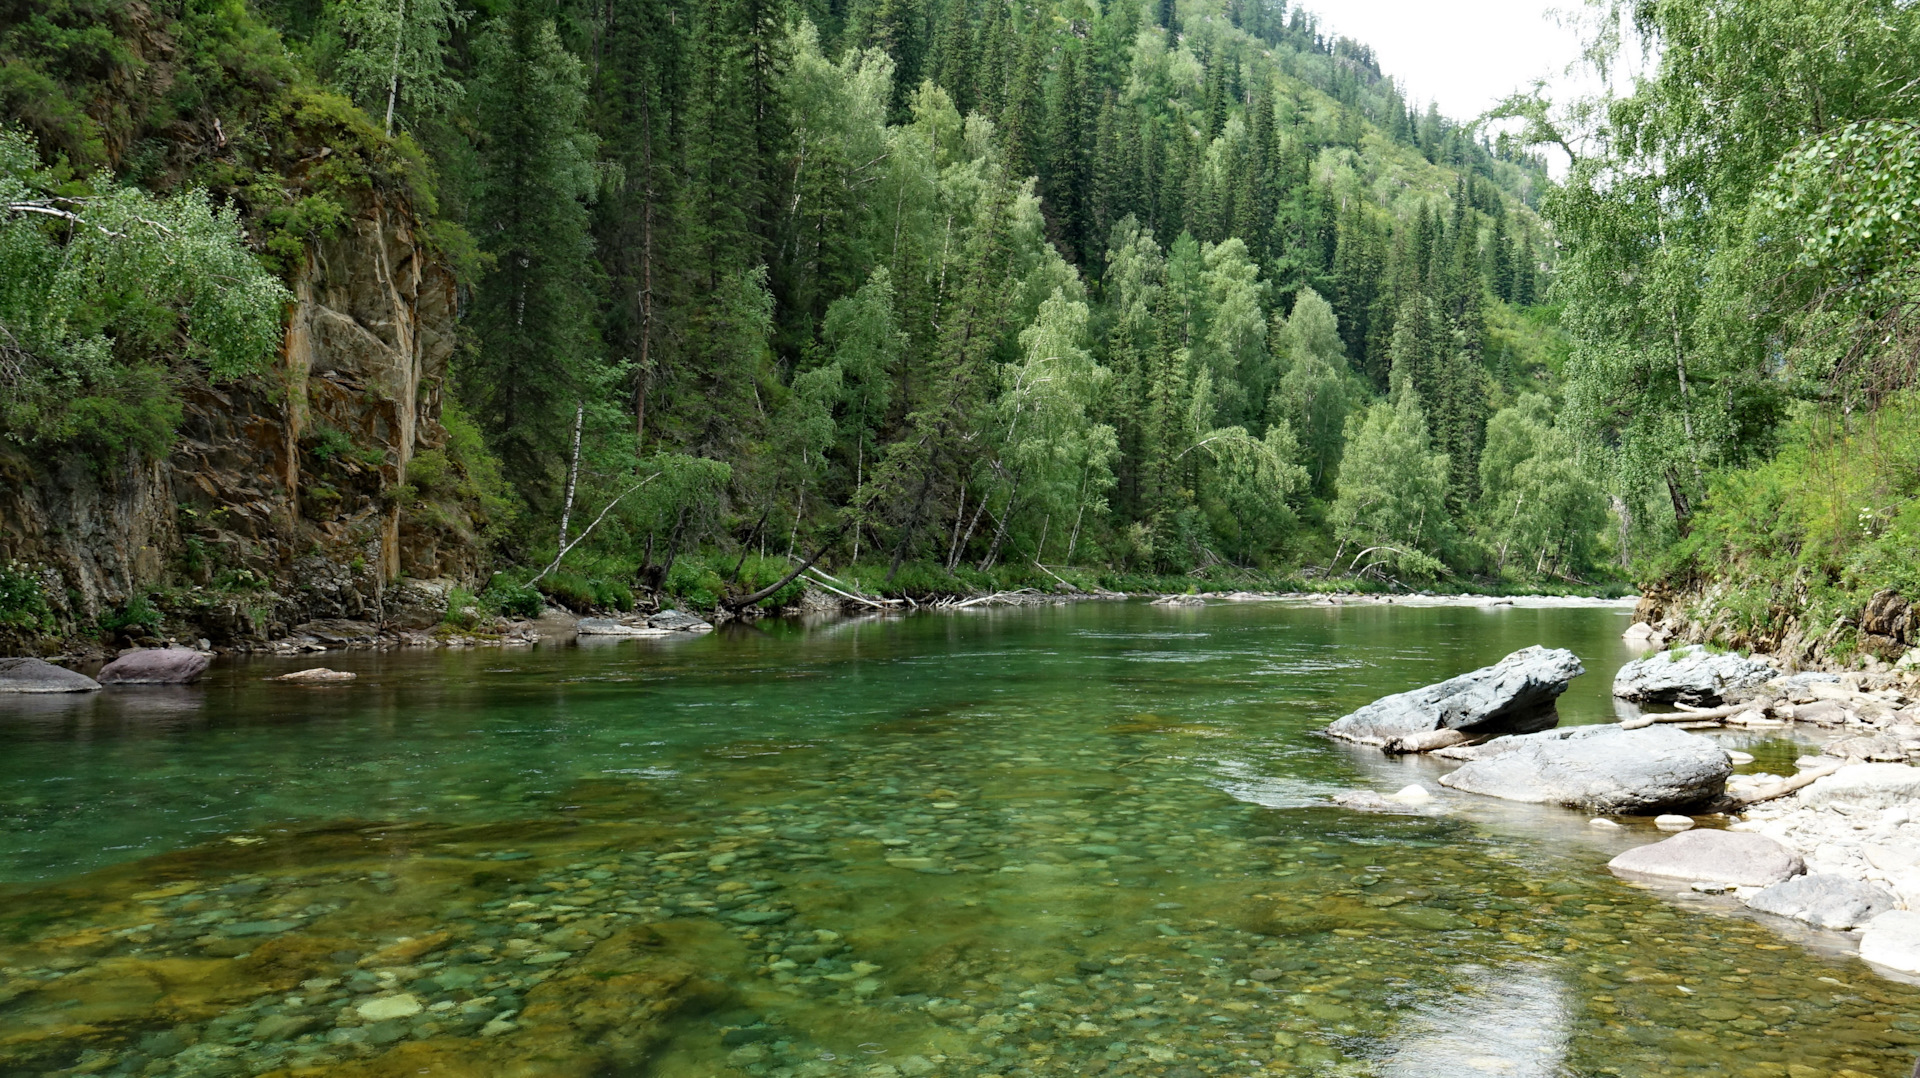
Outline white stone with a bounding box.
[1385,784,1433,805]
[1589,818,1623,830]
[1859,910,1920,974]
[1727,751,1754,765]
[355,994,423,1021]
[1655,815,1696,831]
[1799,763,1920,811]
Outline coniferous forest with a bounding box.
[5,0,1920,633]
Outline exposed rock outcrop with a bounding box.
[0,192,483,649]
[1325,646,1584,749]
[1612,645,1774,705]
[1436,724,1732,814]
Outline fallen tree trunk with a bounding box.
[1735,765,1842,806]
[1382,728,1479,755]
[723,525,848,613]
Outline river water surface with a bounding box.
[2,600,1917,1077]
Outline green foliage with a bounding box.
[1329,388,1450,579]
[0,561,55,634]
[329,0,468,134]
[99,594,162,636]
[0,124,291,456]
[441,586,482,629]
[1477,393,1608,581]
[483,577,545,618]
[664,557,726,610]
[536,571,632,612]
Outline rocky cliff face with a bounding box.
[0,192,482,650]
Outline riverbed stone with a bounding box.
[1607,830,1805,887]
[356,993,424,1021]
[1744,873,1896,929]
[1437,724,1731,813]
[1612,645,1774,705]
[1859,910,1920,973]
[1325,645,1585,747]
[96,647,209,685]
[0,657,101,693]
[1795,762,1920,810]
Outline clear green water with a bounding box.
[1,601,1916,1078]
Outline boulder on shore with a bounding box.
[1324,645,1585,749]
[1859,910,1920,974]
[1436,724,1731,813]
[577,618,671,637]
[1744,873,1896,930]
[0,657,101,693]
[647,610,713,632]
[1794,762,1920,811]
[96,647,210,685]
[1612,645,1773,705]
[1608,829,1805,887]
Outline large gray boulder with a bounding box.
[1436,724,1731,813]
[0,657,101,693]
[1325,646,1585,747]
[1607,829,1805,887]
[96,647,210,685]
[1744,873,1896,929]
[1612,645,1774,705]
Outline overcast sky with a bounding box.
[1306,0,1598,123]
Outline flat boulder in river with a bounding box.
[1608,829,1806,887]
[96,647,209,685]
[1436,724,1731,814]
[1744,873,1895,929]
[0,657,101,693]
[1324,645,1584,749]
[1612,644,1773,705]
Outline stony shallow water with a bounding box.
[2,600,1918,1078]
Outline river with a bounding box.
[1,599,1915,1077]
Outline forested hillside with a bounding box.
[2,0,1593,634]
[1510,0,1920,666]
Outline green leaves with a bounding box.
[0,125,290,455]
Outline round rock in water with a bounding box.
[1654,814,1695,831]
[0,657,101,693]
[96,647,210,685]
[1859,910,1920,974]
[1744,873,1897,930]
[1325,645,1585,746]
[1436,724,1731,814]
[1607,829,1805,887]
[1611,645,1773,705]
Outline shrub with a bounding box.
[664,558,725,611]
[482,578,543,619]
[99,594,162,635]
[0,561,55,634]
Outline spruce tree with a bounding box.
[463,4,608,505]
